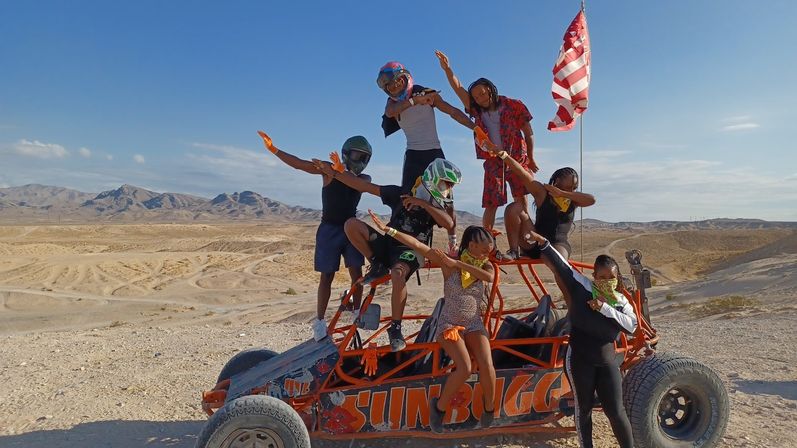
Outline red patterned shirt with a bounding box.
[470,96,532,163]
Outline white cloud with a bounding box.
[189,142,277,168]
[720,123,760,132]
[79,147,92,158]
[106,154,114,161]
[133,154,145,164]
[723,115,753,122]
[12,139,69,159]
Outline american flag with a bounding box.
[548,10,591,132]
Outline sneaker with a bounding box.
[362,261,389,284]
[497,249,519,261]
[387,325,406,352]
[311,318,328,341]
[429,397,444,433]
[480,407,495,428]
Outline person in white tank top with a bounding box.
[377,61,478,255]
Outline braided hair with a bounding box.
[467,78,499,114]
[458,225,495,258]
[549,167,579,186]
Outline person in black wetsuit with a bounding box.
[525,229,637,448]
[488,147,594,259]
[258,131,371,341]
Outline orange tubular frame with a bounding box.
[201,254,659,438]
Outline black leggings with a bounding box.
[401,148,445,194]
[564,347,634,448]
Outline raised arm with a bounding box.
[431,94,476,130]
[368,210,490,281]
[435,50,471,110]
[368,209,437,258]
[525,231,592,308]
[490,148,547,203]
[313,159,381,196]
[258,131,323,175]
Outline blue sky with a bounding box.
[1,1,795,221]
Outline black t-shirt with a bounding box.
[535,192,576,244]
[321,177,363,225]
[379,185,437,245]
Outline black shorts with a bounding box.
[367,227,420,279]
[401,148,445,194]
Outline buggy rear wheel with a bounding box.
[623,352,729,447]
[195,395,310,448]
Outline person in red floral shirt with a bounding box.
[435,50,537,231]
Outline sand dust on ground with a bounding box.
[0,223,795,447]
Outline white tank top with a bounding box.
[399,104,441,151]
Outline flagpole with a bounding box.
[579,115,584,263]
[579,0,585,263]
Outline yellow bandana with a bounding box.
[460,250,488,289]
[552,196,572,212]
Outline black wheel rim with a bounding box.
[657,387,703,439]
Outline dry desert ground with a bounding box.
[0,223,795,447]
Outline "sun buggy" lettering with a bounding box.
[323,370,570,433]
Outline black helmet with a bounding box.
[341,136,372,175]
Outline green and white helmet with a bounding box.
[420,158,462,207]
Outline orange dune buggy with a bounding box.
[196,250,729,448]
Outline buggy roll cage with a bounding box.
[322,254,658,392]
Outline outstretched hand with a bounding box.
[257,130,278,154]
[368,209,388,232]
[435,50,451,71]
[329,152,345,173]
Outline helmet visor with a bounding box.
[346,150,370,163]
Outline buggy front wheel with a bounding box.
[195,395,310,448]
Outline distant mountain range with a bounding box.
[0,184,795,229]
[0,184,325,223]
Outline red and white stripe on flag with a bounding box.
[548,10,591,132]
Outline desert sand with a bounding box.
[0,223,795,447]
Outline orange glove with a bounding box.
[257,131,278,154]
[360,342,378,376]
[474,126,490,151]
[329,151,345,173]
[442,326,465,342]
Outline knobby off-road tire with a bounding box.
[623,352,729,447]
[195,395,311,448]
[216,348,278,384]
